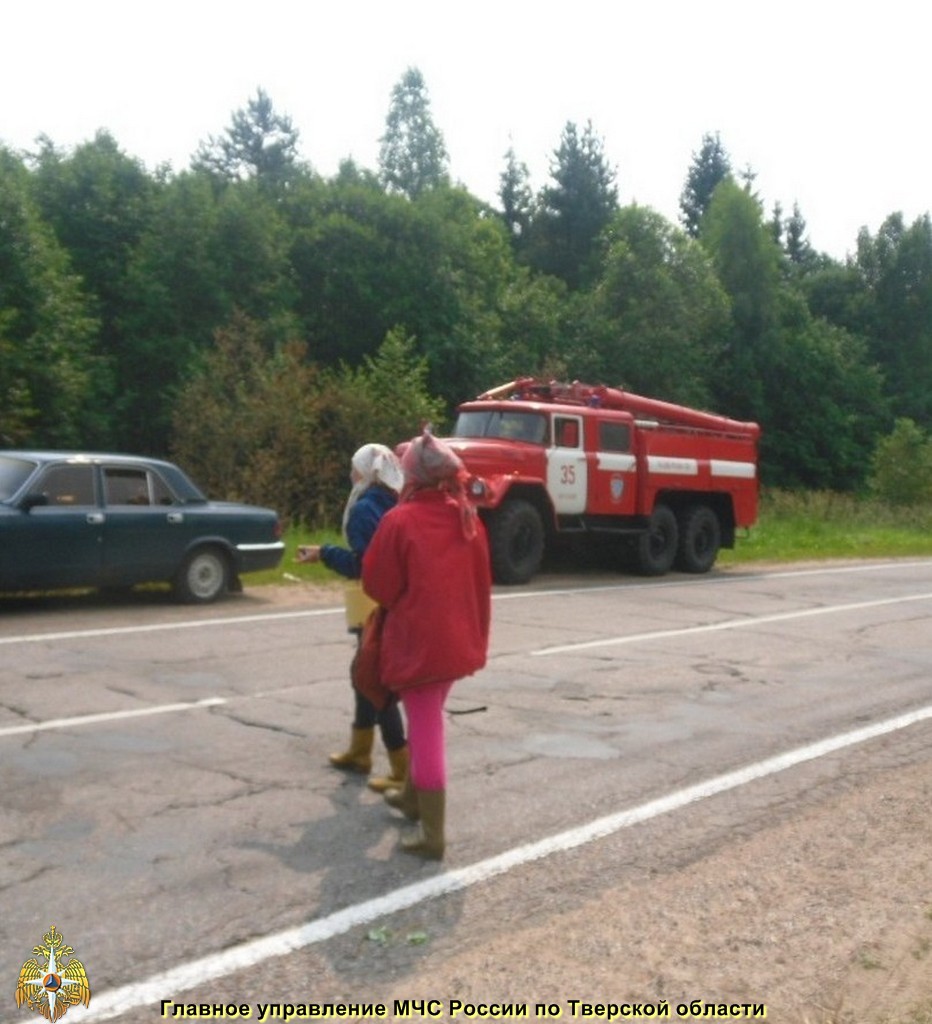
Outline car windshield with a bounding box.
[0,455,38,501]
[453,410,549,445]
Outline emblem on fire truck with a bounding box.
[15,926,91,1021]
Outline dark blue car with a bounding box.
[0,451,285,603]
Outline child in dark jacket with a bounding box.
[297,444,408,792]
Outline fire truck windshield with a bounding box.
[453,410,549,445]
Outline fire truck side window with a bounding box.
[598,421,631,452]
[555,418,579,448]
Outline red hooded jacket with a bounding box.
[361,488,492,691]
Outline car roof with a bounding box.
[0,450,176,468]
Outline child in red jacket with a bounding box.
[362,430,492,859]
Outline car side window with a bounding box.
[40,465,97,506]
[554,417,580,448]
[105,468,152,506]
[151,474,175,506]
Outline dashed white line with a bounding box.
[0,697,227,738]
[0,608,338,646]
[533,591,932,655]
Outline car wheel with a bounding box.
[174,547,229,603]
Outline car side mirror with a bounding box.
[21,492,49,511]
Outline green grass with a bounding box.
[718,489,932,565]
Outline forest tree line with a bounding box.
[2,68,931,525]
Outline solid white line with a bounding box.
[533,591,932,655]
[0,697,226,738]
[79,702,932,1022]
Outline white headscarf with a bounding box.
[342,443,404,536]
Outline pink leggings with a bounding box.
[400,679,454,791]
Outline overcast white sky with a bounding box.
[3,0,928,260]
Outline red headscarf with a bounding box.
[400,430,477,538]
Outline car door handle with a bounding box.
[86,512,105,525]
[167,512,184,524]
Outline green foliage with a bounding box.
[525,121,618,290]
[756,308,889,489]
[680,132,732,238]
[378,67,449,199]
[0,147,104,447]
[586,205,729,405]
[498,146,533,244]
[170,314,442,527]
[117,171,297,453]
[855,213,932,427]
[193,88,304,194]
[868,418,932,505]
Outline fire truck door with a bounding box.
[547,415,587,514]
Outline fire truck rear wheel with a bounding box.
[675,504,721,573]
[634,503,678,576]
[487,499,545,584]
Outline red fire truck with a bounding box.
[445,378,761,584]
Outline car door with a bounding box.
[546,415,588,515]
[99,465,191,585]
[9,463,104,588]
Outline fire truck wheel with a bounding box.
[675,504,722,573]
[634,503,678,576]
[487,499,545,584]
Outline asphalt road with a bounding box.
[2,559,931,1022]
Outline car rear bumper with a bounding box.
[235,541,286,573]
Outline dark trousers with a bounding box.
[353,690,406,749]
[349,627,405,749]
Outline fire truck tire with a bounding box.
[634,503,678,576]
[675,504,722,573]
[487,499,545,584]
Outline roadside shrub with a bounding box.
[868,418,932,506]
[170,313,443,527]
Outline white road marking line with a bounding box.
[78,701,932,1022]
[534,591,932,655]
[0,608,338,646]
[0,697,226,738]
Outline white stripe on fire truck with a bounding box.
[596,453,637,472]
[710,459,757,478]
[646,455,699,476]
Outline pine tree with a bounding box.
[526,120,618,289]
[680,131,732,237]
[193,88,302,194]
[378,67,449,199]
[498,145,533,244]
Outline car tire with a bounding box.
[174,547,229,603]
[487,499,545,584]
[633,503,678,576]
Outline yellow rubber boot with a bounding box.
[384,775,419,820]
[401,789,445,861]
[368,745,409,793]
[328,726,374,773]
